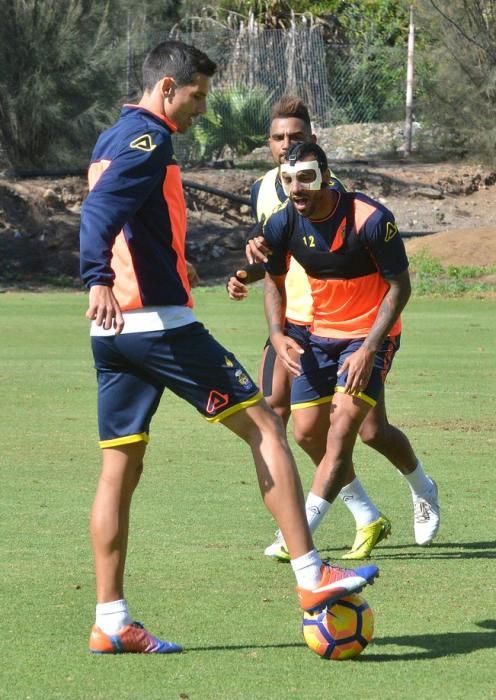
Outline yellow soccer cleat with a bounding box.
[264,530,291,562]
[342,515,391,560]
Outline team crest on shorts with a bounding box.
[235,368,254,390]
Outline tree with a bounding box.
[412,0,496,161]
[0,0,181,169]
[0,0,123,168]
[188,85,270,161]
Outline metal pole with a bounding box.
[404,6,415,157]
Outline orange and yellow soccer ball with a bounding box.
[302,594,374,660]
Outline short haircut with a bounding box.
[142,40,217,90]
[270,95,312,128]
[286,141,328,172]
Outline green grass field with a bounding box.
[1,289,495,699]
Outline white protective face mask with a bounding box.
[280,160,323,197]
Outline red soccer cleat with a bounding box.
[296,562,379,612]
[89,621,183,654]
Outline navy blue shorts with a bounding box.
[291,334,400,410]
[91,322,261,448]
[261,321,311,397]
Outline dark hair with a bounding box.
[286,141,328,172]
[270,95,312,128]
[142,40,217,90]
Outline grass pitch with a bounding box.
[0,289,495,699]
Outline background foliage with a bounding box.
[0,0,494,168]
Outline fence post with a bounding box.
[404,6,415,157]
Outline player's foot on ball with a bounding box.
[89,621,183,654]
[264,530,291,562]
[413,478,440,546]
[296,562,379,612]
[342,514,392,560]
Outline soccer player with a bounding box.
[228,97,440,560]
[248,140,440,564]
[79,42,379,655]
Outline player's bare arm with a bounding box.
[338,269,411,394]
[85,284,125,335]
[264,273,304,376]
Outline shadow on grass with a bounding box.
[184,621,496,660]
[320,540,496,560]
[360,620,496,662]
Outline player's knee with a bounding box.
[359,421,386,448]
[225,400,285,444]
[293,423,312,449]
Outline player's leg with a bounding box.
[91,443,146,605]
[221,399,379,610]
[359,388,439,545]
[88,334,182,654]
[223,401,310,557]
[300,336,399,559]
[282,322,382,545]
[359,388,417,473]
[310,392,371,504]
[290,401,388,558]
[154,323,379,609]
[259,342,292,425]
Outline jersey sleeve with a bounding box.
[80,128,170,288]
[262,208,291,276]
[361,209,409,278]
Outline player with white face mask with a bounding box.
[227,97,439,562]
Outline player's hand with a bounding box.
[246,236,271,265]
[337,346,375,395]
[271,332,304,376]
[186,260,200,288]
[226,270,248,300]
[85,284,124,335]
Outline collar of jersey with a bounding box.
[122,104,178,133]
[306,189,342,224]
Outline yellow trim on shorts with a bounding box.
[205,391,263,423]
[99,432,150,449]
[291,387,377,411]
[291,395,333,411]
[334,386,377,407]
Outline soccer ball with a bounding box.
[302,594,374,660]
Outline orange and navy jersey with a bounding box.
[250,168,346,325]
[262,191,408,339]
[80,105,192,311]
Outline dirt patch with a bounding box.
[404,226,496,268]
[0,160,495,289]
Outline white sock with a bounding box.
[291,548,323,589]
[403,461,433,498]
[305,492,331,534]
[95,599,133,634]
[339,478,381,526]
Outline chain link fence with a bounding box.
[164,24,410,165]
[1,23,415,172]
